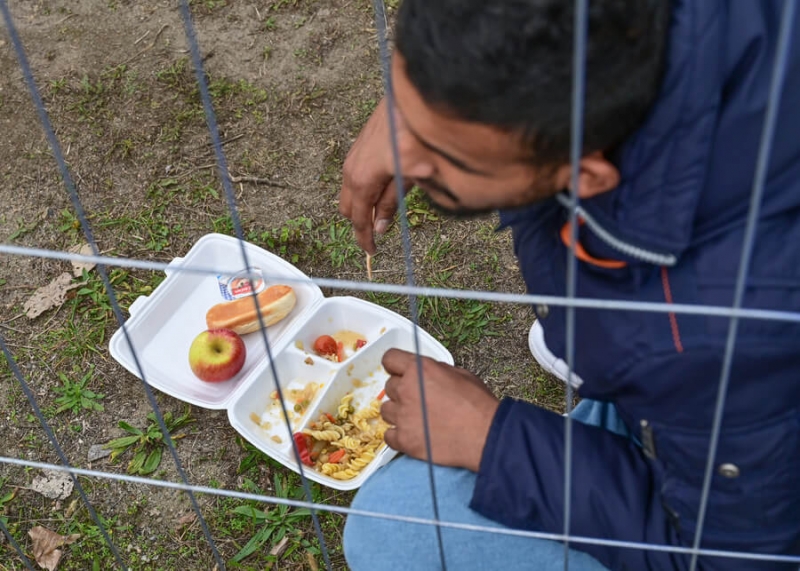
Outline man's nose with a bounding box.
[398,133,435,179]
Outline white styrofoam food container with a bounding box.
[109,233,453,490]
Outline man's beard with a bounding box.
[417,190,496,219]
[412,177,559,219]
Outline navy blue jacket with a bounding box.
[471,2,800,570]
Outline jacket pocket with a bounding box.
[652,410,800,540]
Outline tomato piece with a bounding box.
[336,341,346,363]
[292,432,314,466]
[355,339,367,350]
[328,449,346,464]
[313,335,337,357]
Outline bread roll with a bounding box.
[206,285,296,334]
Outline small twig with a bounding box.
[0,313,26,325]
[30,305,65,340]
[177,164,292,188]
[134,30,150,46]
[152,24,169,46]
[122,47,150,66]
[269,536,290,558]
[122,24,168,65]
[4,343,36,351]
[178,518,198,542]
[176,163,218,179]
[337,269,396,277]
[208,133,245,147]
[55,13,76,26]
[228,175,287,188]
[0,285,35,292]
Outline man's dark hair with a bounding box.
[395,0,671,165]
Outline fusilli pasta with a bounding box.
[300,392,388,480]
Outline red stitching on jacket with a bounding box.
[661,266,684,353]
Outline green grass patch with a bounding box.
[104,408,195,475]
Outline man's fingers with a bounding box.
[338,179,353,220]
[372,181,399,235]
[383,427,400,452]
[383,374,401,403]
[350,188,384,254]
[382,348,419,376]
[380,399,399,425]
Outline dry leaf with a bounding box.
[28,526,80,571]
[306,551,320,571]
[68,243,95,277]
[23,273,76,319]
[31,470,74,501]
[269,535,289,558]
[175,512,196,529]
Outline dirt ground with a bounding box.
[0,1,564,569]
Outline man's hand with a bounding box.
[380,349,500,472]
[339,97,410,254]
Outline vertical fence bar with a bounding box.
[0,2,225,568]
[563,0,590,568]
[689,2,797,570]
[370,1,449,568]
[0,4,130,567]
[175,1,333,569]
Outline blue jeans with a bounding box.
[343,400,633,570]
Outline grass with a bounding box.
[227,476,314,564]
[0,3,549,568]
[52,365,105,415]
[104,408,195,476]
[0,481,16,529]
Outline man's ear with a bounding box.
[554,151,620,199]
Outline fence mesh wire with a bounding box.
[1,1,799,570]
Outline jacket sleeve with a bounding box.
[469,398,675,568]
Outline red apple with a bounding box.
[188,328,246,382]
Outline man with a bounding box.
[339,1,800,570]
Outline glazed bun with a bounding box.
[206,285,296,334]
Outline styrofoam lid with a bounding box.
[109,234,323,409]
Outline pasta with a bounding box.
[320,463,345,475]
[351,399,381,422]
[333,435,361,450]
[300,393,390,480]
[332,468,361,480]
[347,450,375,471]
[337,393,355,419]
[301,428,341,441]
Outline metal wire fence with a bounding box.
[1,0,799,570]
